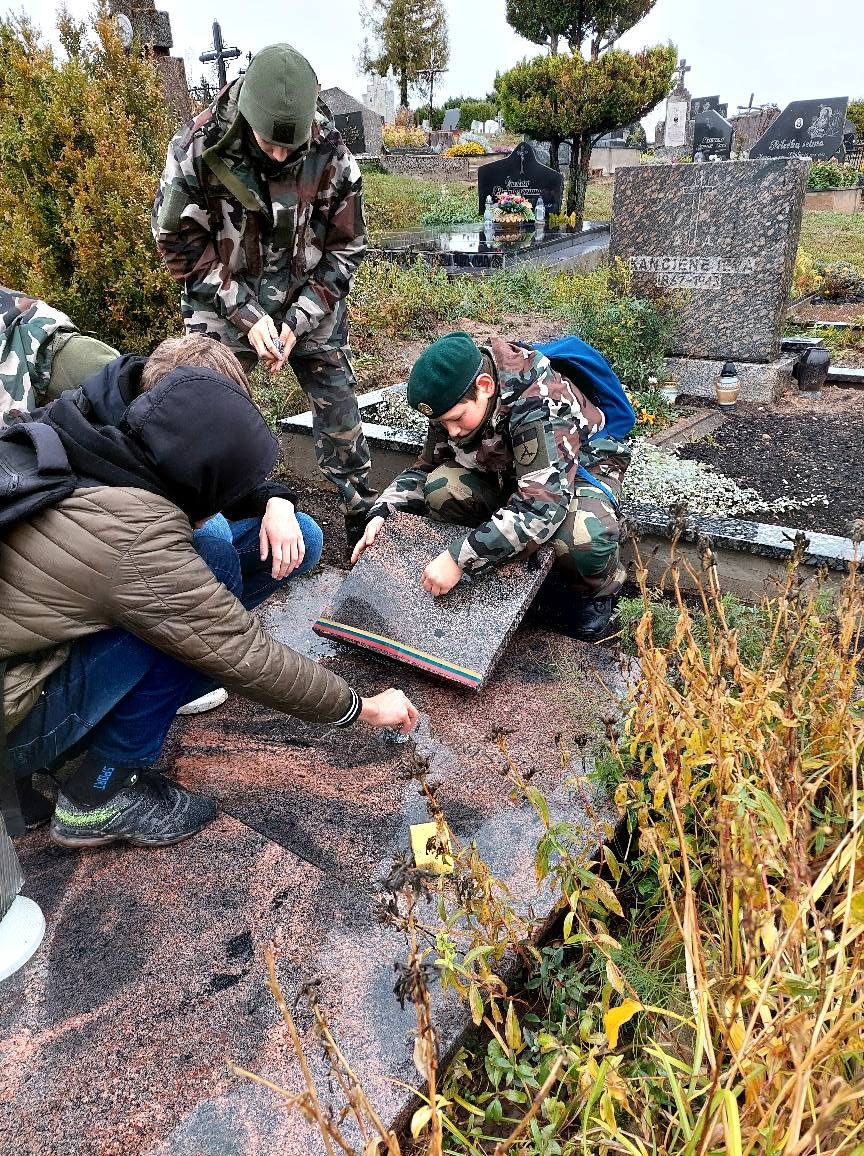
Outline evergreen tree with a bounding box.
[498,1,674,224]
[360,0,449,110]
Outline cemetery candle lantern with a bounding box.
[715,361,740,409]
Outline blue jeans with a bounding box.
[7,513,323,777]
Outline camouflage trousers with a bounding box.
[424,464,625,597]
[236,341,377,518]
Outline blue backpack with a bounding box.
[532,335,635,441]
[532,336,635,509]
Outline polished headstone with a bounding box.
[477,142,563,215]
[442,107,461,131]
[313,513,554,689]
[750,98,849,160]
[692,108,733,160]
[690,95,728,119]
[320,86,382,155]
[609,158,809,362]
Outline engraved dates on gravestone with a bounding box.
[477,142,563,216]
[692,108,733,160]
[442,107,461,132]
[609,158,809,362]
[334,111,366,155]
[750,97,849,159]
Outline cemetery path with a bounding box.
[678,388,864,538]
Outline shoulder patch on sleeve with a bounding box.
[512,420,551,473]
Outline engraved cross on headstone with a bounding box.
[672,172,737,248]
[199,20,241,90]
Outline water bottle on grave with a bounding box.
[534,195,546,225]
[483,194,494,236]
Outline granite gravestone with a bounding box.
[692,108,733,160]
[442,107,461,132]
[750,97,849,159]
[477,142,563,215]
[314,513,554,690]
[690,95,728,119]
[320,86,382,155]
[609,158,809,394]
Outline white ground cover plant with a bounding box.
[622,438,828,516]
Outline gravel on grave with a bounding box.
[676,390,864,539]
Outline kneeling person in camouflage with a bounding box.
[352,332,629,640]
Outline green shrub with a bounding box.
[419,186,479,227]
[808,160,858,190]
[0,11,178,351]
[818,258,864,298]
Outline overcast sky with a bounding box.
[15,0,863,119]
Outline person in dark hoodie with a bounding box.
[0,367,417,849]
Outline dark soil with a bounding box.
[678,387,864,539]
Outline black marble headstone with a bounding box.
[477,142,563,215]
[691,95,721,118]
[334,111,366,155]
[692,109,734,161]
[750,97,849,160]
[442,107,461,131]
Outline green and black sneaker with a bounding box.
[49,771,218,849]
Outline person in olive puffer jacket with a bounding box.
[1,367,416,849]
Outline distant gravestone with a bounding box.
[750,97,849,159]
[690,95,728,119]
[692,108,733,160]
[442,107,461,132]
[477,142,563,215]
[609,158,809,399]
[320,86,382,155]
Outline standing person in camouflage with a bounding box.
[0,287,118,421]
[352,332,630,640]
[152,42,375,546]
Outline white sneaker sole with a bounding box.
[176,687,229,716]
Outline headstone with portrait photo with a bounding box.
[692,108,734,161]
[749,97,849,160]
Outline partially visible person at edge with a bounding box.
[0,285,119,420]
[1,365,417,849]
[352,332,629,641]
[152,42,376,550]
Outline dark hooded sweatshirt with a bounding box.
[1,368,361,732]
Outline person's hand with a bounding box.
[359,688,419,734]
[350,515,385,565]
[248,314,282,365]
[268,324,297,374]
[422,550,463,596]
[260,497,305,579]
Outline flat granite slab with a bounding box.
[313,513,555,689]
[4,568,620,1156]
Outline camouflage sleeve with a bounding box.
[447,395,580,574]
[367,421,451,520]
[282,151,367,340]
[152,131,266,334]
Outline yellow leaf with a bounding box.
[410,1104,432,1138]
[468,983,484,1027]
[505,1000,522,1052]
[606,958,626,995]
[850,891,864,925]
[604,999,643,1049]
[599,1089,617,1129]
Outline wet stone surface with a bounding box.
[5,567,620,1155]
[314,513,555,689]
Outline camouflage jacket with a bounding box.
[369,338,607,572]
[152,83,367,352]
[0,288,77,420]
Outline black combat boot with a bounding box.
[566,594,619,642]
[344,513,368,554]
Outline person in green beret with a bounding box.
[352,331,630,641]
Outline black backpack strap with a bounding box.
[0,662,25,837]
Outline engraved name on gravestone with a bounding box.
[750,97,849,159]
[692,108,734,160]
[609,158,809,362]
[477,142,563,216]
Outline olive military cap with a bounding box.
[407,332,484,418]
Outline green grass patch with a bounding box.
[799,210,864,272]
[362,172,477,237]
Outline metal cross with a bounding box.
[199,20,242,90]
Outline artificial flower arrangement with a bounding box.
[492,192,535,224]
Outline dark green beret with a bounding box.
[238,44,318,149]
[407,332,483,418]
